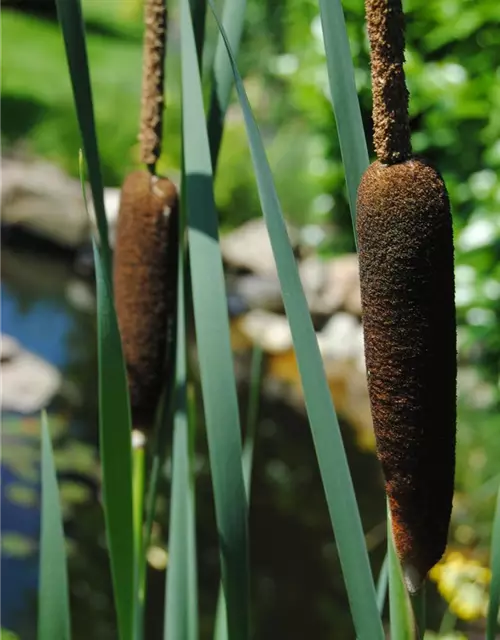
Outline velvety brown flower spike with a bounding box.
[357,0,457,592]
[113,171,178,432]
[113,0,178,433]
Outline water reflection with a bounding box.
[1,238,386,639]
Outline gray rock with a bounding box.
[236,309,365,367]
[299,254,361,317]
[317,312,365,371]
[1,158,123,249]
[237,310,293,353]
[227,273,283,314]
[221,218,299,276]
[1,334,19,361]
[1,335,62,414]
[2,158,90,248]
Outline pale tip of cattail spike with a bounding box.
[132,429,147,450]
[403,562,424,595]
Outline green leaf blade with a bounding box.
[207,0,248,168]
[38,411,71,640]
[180,0,250,638]
[189,0,207,65]
[317,0,370,228]
[207,4,383,638]
[165,188,198,640]
[93,242,135,640]
[55,0,110,257]
[214,345,263,640]
[58,0,136,633]
[376,553,389,615]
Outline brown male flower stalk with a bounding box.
[357,0,457,592]
[139,0,167,168]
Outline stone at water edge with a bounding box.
[220,218,301,276]
[1,335,62,414]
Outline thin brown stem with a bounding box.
[365,0,412,164]
[139,0,167,168]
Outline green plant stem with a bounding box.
[438,607,457,635]
[387,510,416,640]
[410,584,426,640]
[133,434,146,640]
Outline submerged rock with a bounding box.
[1,335,62,414]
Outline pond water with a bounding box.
[1,234,388,639]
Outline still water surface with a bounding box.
[1,237,386,639]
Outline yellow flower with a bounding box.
[430,550,491,622]
[449,583,487,620]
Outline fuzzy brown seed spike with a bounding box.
[113,170,178,431]
[356,159,456,590]
[139,0,167,166]
[365,0,411,163]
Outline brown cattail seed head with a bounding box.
[113,170,178,431]
[356,158,456,591]
[139,0,167,166]
[365,0,411,164]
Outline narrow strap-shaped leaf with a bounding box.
[241,346,263,498]
[55,0,110,259]
[207,4,383,638]
[376,553,389,615]
[57,16,134,628]
[186,382,199,636]
[38,411,71,640]
[317,0,370,228]
[207,0,248,168]
[93,241,135,640]
[486,482,500,639]
[165,180,198,640]
[79,152,135,640]
[214,346,263,640]
[180,0,249,637]
[189,0,207,66]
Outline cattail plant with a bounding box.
[113,0,178,433]
[357,0,457,592]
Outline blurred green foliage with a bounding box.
[1,630,21,640]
